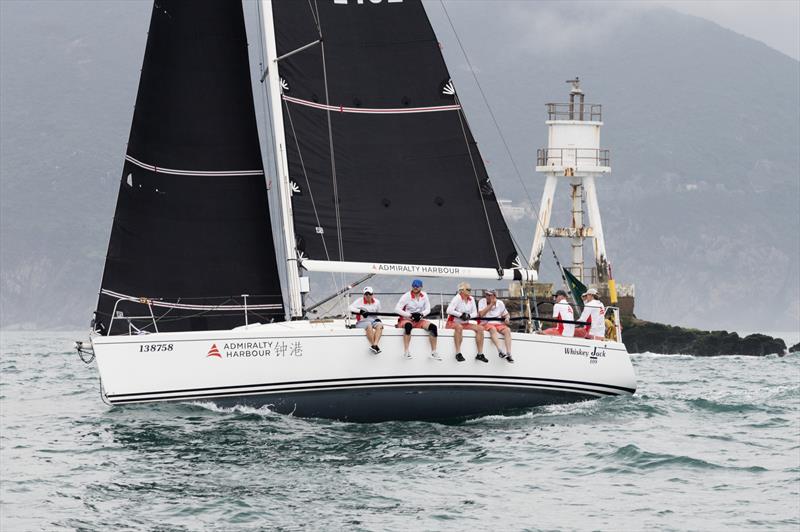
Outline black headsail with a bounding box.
[94,0,284,335]
[271,0,519,269]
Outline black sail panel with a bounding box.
[273,0,518,268]
[95,0,284,334]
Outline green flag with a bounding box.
[563,268,587,311]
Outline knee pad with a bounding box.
[404,322,413,335]
[428,324,438,337]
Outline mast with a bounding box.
[259,0,303,319]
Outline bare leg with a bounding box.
[427,327,437,351]
[453,325,463,352]
[365,326,374,345]
[503,327,512,354]
[374,326,383,346]
[475,327,484,353]
[488,328,503,353]
[403,332,411,352]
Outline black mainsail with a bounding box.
[270,0,519,269]
[94,0,284,335]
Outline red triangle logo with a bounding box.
[207,343,222,358]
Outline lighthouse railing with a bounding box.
[546,102,602,121]
[537,148,610,168]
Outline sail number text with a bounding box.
[139,343,174,352]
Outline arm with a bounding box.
[394,294,411,318]
[468,299,478,319]
[420,294,431,317]
[500,301,509,320]
[477,299,491,317]
[577,306,592,324]
[446,295,461,317]
[348,299,361,314]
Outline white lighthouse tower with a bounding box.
[529,78,611,285]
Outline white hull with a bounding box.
[91,320,637,422]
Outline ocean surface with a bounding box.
[1,331,798,531]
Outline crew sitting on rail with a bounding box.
[349,286,384,355]
[477,289,514,363]
[542,289,575,337]
[446,282,487,363]
[395,279,440,360]
[574,288,606,341]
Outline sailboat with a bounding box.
[84,0,636,422]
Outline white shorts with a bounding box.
[355,318,382,329]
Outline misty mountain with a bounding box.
[1,1,798,331]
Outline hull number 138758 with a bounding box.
[139,343,174,352]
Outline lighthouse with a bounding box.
[529,78,611,285]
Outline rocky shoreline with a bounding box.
[621,317,788,357]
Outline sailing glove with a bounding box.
[411,312,422,322]
[359,309,368,317]
[460,313,470,321]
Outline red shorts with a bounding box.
[397,318,432,329]
[445,321,483,331]
[480,322,509,332]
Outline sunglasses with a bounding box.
[364,292,373,296]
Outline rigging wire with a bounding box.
[313,0,349,318]
[282,100,335,265]
[282,95,347,303]
[452,94,502,271]
[437,0,568,280]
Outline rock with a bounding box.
[621,318,786,356]
[789,342,800,353]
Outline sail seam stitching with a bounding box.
[124,155,264,177]
[282,95,461,114]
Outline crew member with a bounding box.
[446,282,487,362]
[542,290,575,337]
[349,286,384,354]
[604,308,619,341]
[477,289,514,363]
[575,288,606,340]
[395,279,440,360]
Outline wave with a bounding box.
[604,444,768,472]
[686,397,772,414]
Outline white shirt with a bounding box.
[552,299,575,337]
[446,294,477,324]
[349,296,381,322]
[478,298,508,321]
[394,290,431,318]
[578,298,605,338]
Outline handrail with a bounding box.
[537,148,610,167]
[545,102,602,121]
[102,289,283,335]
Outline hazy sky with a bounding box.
[648,0,799,59]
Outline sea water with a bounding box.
[1,331,798,531]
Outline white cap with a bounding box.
[363,286,374,294]
[582,288,599,297]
